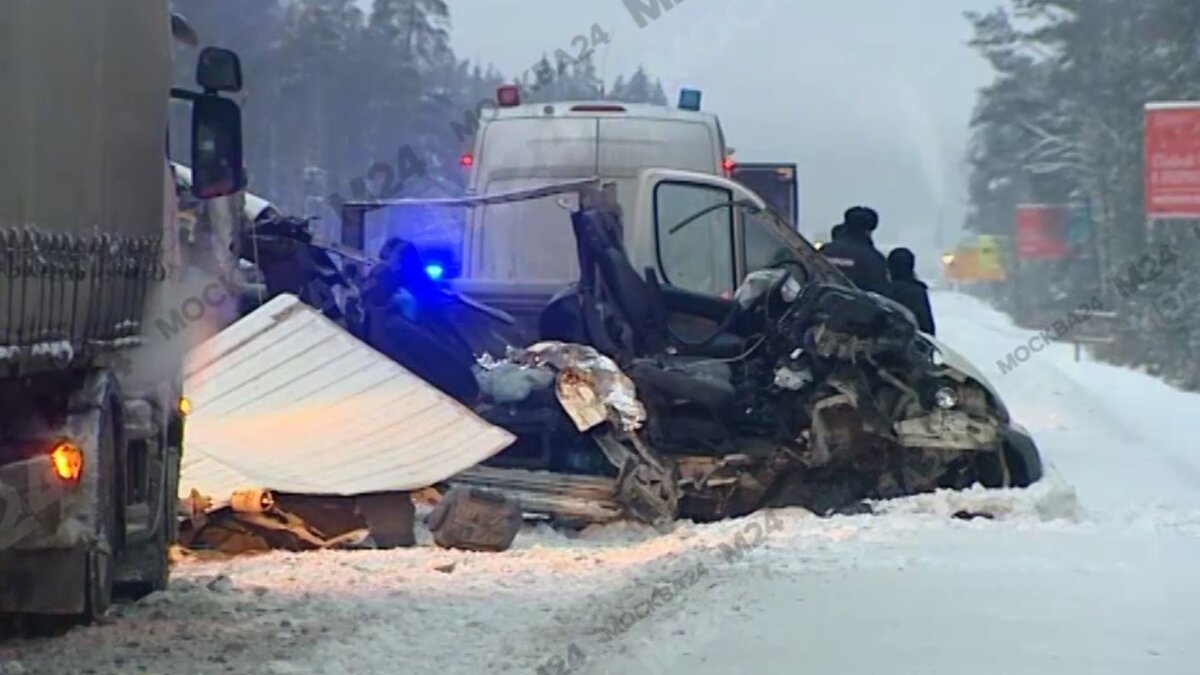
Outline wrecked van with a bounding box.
[242,171,1043,528]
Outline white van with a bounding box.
[461,88,731,285]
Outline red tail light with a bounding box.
[460,153,474,167]
[497,85,520,107]
[722,156,736,173]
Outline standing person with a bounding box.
[886,247,936,335]
[818,206,889,294]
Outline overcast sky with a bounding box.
[445,0,998,259]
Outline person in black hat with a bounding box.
[819,206,889,294]
[886,247,936,335]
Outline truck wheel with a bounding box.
[83,544,114,623]
[83,402,119,623]
[131,443,178,597]
[121,517,168,598]
[119,430,180,599]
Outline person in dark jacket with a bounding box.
[886,247,936,335]
[818,206,889,295]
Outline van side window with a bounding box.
[653,182,735,297]
[742,211,800,277]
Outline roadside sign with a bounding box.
[1145,102,1200,218]
[1015,204,1070,260]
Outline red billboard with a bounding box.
[1145,102,1200,218]
[1015,204,1070,260]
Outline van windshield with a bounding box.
[473,178,581,281]
[473,115,720,282]
[478,118,598,181]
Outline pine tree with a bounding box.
[966,0,1200,387]
[604,67,668,105]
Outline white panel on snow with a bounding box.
[180,293,514,502]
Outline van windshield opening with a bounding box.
[472,115,721,282]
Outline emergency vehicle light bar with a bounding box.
[679,88,702,111]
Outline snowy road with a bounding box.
[580,292,1200,674]
[3,292,1199,674]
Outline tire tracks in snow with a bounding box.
[510,511,795,675]
[0,573,344,675]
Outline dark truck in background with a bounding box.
[732,163,799,230]
[0,0,246,624]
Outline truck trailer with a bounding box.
[0,0,246,623]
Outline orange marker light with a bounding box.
[179,396,193,416]
[50,441,84,482]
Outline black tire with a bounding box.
[83,400,119,623]
[1002,443,1035,488]
[120,521,168,599]
[975,443,1037,489]
[143,442,179,595]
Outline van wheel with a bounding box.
[1002,443,1034,488]
[975,443,1034,489]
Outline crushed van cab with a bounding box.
[243,167,1044,527]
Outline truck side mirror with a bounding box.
[191,96,246,199]
[196,47,243,93]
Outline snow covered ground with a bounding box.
[3,292,1199,674]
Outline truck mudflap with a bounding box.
[0,368,118,617]
[0,546,89,615]
[0,439,98,615]
[0,455,90,552]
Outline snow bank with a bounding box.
[871,468,1084,524]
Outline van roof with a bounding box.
[485,101,720,124]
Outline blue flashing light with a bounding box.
[424,263,446,280]
[678,88,702,111]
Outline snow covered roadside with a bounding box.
[581,508,1200,675]
[2,516,813,675]
[568,292,1200,674]
[0,519,662,674]
[931,291,1200,524]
